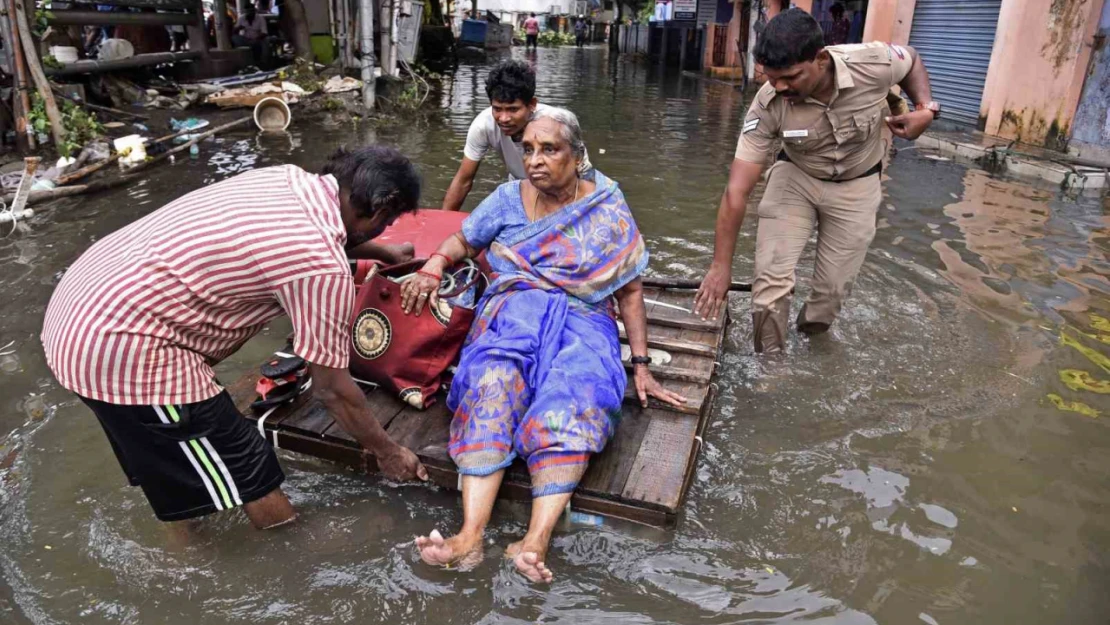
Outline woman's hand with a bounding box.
[633,365,687,408]
[400,263,441,316]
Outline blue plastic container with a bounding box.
[460,19,488,46]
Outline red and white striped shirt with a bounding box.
[41,165,355,405]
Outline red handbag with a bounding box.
[348,259,481,409]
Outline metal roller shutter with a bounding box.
[908,0,1002,127]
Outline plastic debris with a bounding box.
[86,141,111,163]
[322,76,363,94]
[114,135,148,167]
[170,118,210,131]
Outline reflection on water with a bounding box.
[0,46,1108,624]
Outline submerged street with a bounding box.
[0,46,1108,624]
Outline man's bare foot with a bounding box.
[505,538,554,583]
[415,529,484,570]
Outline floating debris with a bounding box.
[1047,393,1100,418]
[1059,369,1110,394]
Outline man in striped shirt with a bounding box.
[41,146,428,529]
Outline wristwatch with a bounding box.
[630,355,652,367]
[916,101,941,119]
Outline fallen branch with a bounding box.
[10,174,140,205]
[50,87,149,121]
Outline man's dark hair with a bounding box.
[830,2,844,17]
[530,12,535,16]
[754,7,825,69]
[322,145,421,219]
[485,60,536,104]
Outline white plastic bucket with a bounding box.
[253,97,291,132]
[49,46,78,64]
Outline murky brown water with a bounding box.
[2,47,1109,624]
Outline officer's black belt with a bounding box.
[776,151,882,182]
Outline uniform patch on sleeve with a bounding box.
[743,118,759,134]
[888,43,907,60]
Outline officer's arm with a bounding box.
[693,158,764,320]
[712,159,764,269]
[441,157,480,212]
[896,46,933,106]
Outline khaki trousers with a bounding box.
[751,161,882,353]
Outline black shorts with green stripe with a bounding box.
[80,391,285,522]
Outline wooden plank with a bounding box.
[645,309,721,332]
[620,409,701,510]
[621,361,711,384]
[279,399,335,437]
[579,402,653,496]
[624,380,706,415]
[385,404,453,453]
[272,424,674,526]
[619,331,718,358]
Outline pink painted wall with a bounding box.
[861,0,916,44]
[979,0,1106,148]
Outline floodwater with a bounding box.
[1,46,1108,624]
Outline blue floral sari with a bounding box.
[446,171,648,497]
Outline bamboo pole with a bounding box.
[13,0,65,150]
[123,117,251,176]
[4,0,33,150]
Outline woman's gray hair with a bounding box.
[531,106,587,160]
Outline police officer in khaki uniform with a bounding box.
[694,8,939,352]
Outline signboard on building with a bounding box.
[673,0,696,20]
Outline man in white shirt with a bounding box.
[441,60,590,211]
[235,4,268,43]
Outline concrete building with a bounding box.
[693,0,1110,157]
[715,0,1110,158]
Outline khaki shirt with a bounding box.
[735,42,914,181]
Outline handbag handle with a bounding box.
[440,258,483,298]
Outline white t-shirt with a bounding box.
[463,103,592,180]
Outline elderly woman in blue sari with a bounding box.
[405,107,686,582]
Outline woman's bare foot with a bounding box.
[415,529,484,570]
[505,537,554,583]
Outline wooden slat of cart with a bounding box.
[234,287,728,527]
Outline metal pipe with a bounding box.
[47,9,198,26]
[395,0,404,74]
[44,51,203,76]
[360,0,376,109]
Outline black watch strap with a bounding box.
[630,355,652,366]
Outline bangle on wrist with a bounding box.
[430,252,452,266]
[630,355,652,366]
